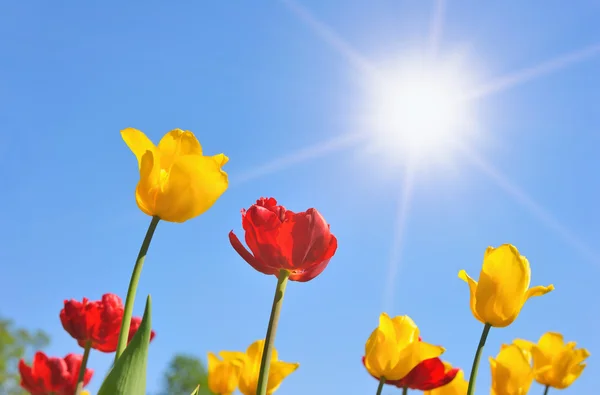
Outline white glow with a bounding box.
[360,55,476,168]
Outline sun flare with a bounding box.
[360,55,476,168]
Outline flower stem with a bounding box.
[402,387,408,395]
[75,341,91,395]
[114,215,160,362]
[256,270,290,395]
[543,385,550,395]
[375,378,386,395]
[466,323,492,395]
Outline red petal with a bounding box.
[229,230,277,276]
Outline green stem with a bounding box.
[74,341,91,395]
[402,387,408,395]
[114,215,160,361]
[375,377,386,395]
[466,323,492,395]
[543,385,550,395]
[256,270,290,395]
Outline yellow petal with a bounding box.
[153,154,228,222]
[157,129,203,168]
[207,352,243,395]
[364,328,386,378]
[212,153,229,166]
[135,150,161,217]
[266,361,299,394]
[525,284,554,301]
[390,315,420,348]
[458,270,484,323]
[491,344,534,394]
[121,127,156,168]
[558,363,586,389]
[389,341,445,380]
[475,244,530,327]
[537,332,565,356]
[512,339,535,352]
[423,368,468,395]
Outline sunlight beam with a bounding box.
[383,162,416,313]
[231,133,365,186]
[459,144,600,267]
[468,43,600,100]
[280,0,376,74]
[428,0,446,57]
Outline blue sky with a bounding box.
[1,1,599,394]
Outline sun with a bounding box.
[359,54,477,169]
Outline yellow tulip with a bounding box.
[207,352,243,395]
[364,313,445,381]
[424,364,468,395]
[219,340,299,395]
[513,332,590,390]
[490,344,534,395]
[458,244,554,327]
[121,128,229,223]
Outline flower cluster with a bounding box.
[17,128,590,395]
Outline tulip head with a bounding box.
[207,352,243,395]
[220,339,299,395]
[490,344,535,395]
[122,128,228,223]
[229,197,338,282]
[363,313,445,381]
[458,244,554,327]
[60,293,155,353]
[514,332,590,389]
[19,352,93,395]
[423,364,468,395]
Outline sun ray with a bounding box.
[231,132,365,186]
[280,0,376,74]
[382,161,416,313]
[428,0,446,57]
[467,43,600,100]
[458,143,600,267]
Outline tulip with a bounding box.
[490,344,535,395]
[207,352,244,395]
[458,244,554,395]
[19,352,93,395]
[60,294,156,353]
[229,197,338,282]
[229,198,336,395]
[513,332,590,393]
[119,127,223,360]
[363,313,445,394]
[424,365,469,395]
[458,244,554,328]
[121,127,229,223]
[219,340,299,395]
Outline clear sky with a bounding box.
[1,1,599,394]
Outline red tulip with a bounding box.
[19,352,93,395]
[60,293,155,353]
[229,197,338,282]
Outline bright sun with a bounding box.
[360,55,476,168]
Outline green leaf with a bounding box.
[98,295,152,395]
[190,384,201,395]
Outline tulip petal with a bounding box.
[391,342,445,381]
[157,129,203,168]
[134,150,161,217]
[121,128,157,169]
[458,270,484,323]
[154,154,228,222]
[267,361,300,393]
[229,231,272,275]
[289,234,338,282]
[525,284,554,301]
